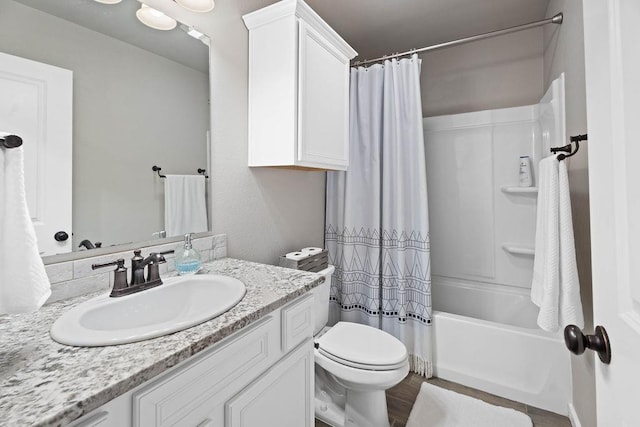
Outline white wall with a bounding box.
[543,1,596,426]
[421,27,544,117]
[0,0,209,248]
[144,0,326,265]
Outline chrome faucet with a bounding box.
[93,249,174,297]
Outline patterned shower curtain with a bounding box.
[325,54,433,376]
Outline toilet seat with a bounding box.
[315,322,408,371]
[315,348,410,390]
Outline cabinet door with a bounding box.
[297,20,350,170]
[225,340,314,427]
[133,316,279,427]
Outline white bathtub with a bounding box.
[432,277,571,415]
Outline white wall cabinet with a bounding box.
[69,294,314,427]
[243,0,357,171]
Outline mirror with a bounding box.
[0,0,210,256]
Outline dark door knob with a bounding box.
[54,231,69,242]
[2,135,23,148]
[564,324,611,364]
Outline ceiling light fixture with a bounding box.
[175,0,215,13]
[136,4,177,31]
[93,1,213,32]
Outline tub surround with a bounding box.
[0,258,323,426]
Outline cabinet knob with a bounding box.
[564,324,611,364]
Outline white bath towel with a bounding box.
[0,147,51,314]
[531,156,583,332]
[557,160,584,329]
[164,175,208,237]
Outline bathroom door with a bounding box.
[0,52,72,256]
[584,1,640,425]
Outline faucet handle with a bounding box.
[146,252,168,284]
[91,258,126,271]
[92,259,129,296]
[151,252,167,263]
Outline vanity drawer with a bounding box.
[281,294,313,353]
[68,411,110,427]
[132,316,279,427]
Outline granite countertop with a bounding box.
[0,258,323,427]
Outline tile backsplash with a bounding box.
[44,234,227,304]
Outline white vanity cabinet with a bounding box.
[69,294,314,427]
[243,0,357,171]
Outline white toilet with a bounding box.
[312,266,410,427]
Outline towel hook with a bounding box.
[550,134,587,160]
[197,168,209,179]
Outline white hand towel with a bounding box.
[164,175,208,237]
[0,147,51,314]
[531,156,560,331]
[531,156,584,332]
[558,160,584,329]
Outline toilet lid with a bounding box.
[316,322,407,370]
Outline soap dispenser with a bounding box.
[175,233,202,275]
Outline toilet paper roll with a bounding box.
[300,247,323,254]
[285,251,311,261]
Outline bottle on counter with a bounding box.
[175,233,202,275]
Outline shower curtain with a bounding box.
[325,54,433,376]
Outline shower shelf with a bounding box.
[500,186,538,194]
[501,244,535,256]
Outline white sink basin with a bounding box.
[50,275,246,347]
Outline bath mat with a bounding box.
[406,382,532,427]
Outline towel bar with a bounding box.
[152,165,208,179]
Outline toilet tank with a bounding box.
[311,265,335,335]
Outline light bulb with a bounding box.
[175,0,215,13]
[136,4,177,31]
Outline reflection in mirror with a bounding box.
[0,0,210,256]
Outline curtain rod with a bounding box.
[351,12,563,67]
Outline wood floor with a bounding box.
[316,373,572,427]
